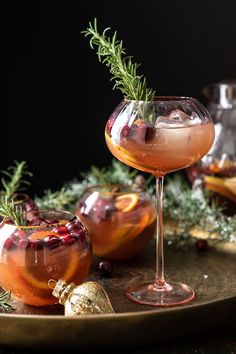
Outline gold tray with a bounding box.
[1,242,236,350]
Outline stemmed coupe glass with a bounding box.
[105,96,215,306]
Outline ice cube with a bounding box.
[155,109,201,128]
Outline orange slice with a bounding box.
[115,193,139,212]
[29,230,58,240]
[204,176,236,203]
[20,250,79,290]
[95,211,150,257]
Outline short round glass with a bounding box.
[0,210,92,306]
[105,96,215,307]
[76,183,156,260]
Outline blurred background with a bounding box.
[1,0,236,195]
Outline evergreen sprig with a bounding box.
[0,196,26,226]
[82,18,155,101]
[0,290,15,313]
[35,160,236,244]
[1,161,32,199]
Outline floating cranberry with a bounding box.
[66,221,79,231]
[24,200,38,212]
[52,226,68,235]
[28,218,45,226]
[60,234,77,245]
[106,116,115,134]
[145,126,156,142]
[19,239,31,250]
[44,236,61,249]
[12,229,28,240]
[4,218,14,225]
[4,238,14,250]
[195,239,208,252]
[45,218,59,225]
[120,124,130,139]
[97,260,113,277]
[70,228,85,238]
[31,239,45,250]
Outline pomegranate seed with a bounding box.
[19,240,31,250]
[31,239,45,250]
[66,222,79,231]
[60,234,77,245]
[52,226,68,235]
[44,236,61,249]
[4,238,14,250]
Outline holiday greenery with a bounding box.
[82,18,155,101]
[35,160,236,244]
[0,291,15,313]
[1,160,32,199]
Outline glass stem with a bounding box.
[155,176,165,287]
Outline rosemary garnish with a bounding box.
[82,18,155,101]
[1,161,33,199]
[0,196,26,226]
[0,290,15,313]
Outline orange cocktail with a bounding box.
[0,210,92,306]
[76,184,156,260]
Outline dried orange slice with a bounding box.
[115,193,139,212]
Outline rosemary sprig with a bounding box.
[0,196,26,226]
[82,18,155,101]
[0,290,15,313]
[1,161,33,199]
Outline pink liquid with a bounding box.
[106,122,215,176]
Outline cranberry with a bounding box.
[12,229,28,240]
[145,126,156,142]
[120,124,130,139]
[52,226,68,235]
[97,260,113,277]
[66,221,80,232]
[4,238,14,250]
[18,239,31,250]
[23,201,38,212]
[70,228,85,238]
[106,116,115,134]
[4,218,14,225]
[31,239,45,250]
[195,239,208,252]
[45,218,59,225]
[60,234,77,245]
[28,218,45,226]
[44,236,61,249]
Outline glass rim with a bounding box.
[83,183,142,196]
[2,209,77,229]
[124,96,196,103]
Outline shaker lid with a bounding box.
[203,79,236,107]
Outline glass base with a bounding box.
[126,281,195,307]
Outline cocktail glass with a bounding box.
[105,96,215,306]
[76,184,156,260]
[0,210,92,306]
